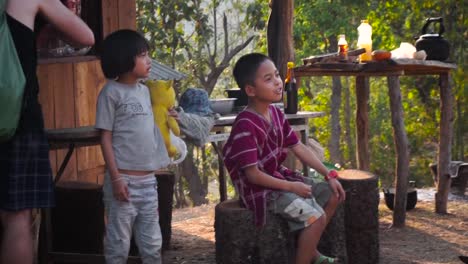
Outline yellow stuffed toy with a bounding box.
[146,79,181,158]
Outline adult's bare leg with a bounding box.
[1,209,33,264]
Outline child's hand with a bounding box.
[112,178,129,202]
[168,107,179,121]
[328,179,346,202]
[289,181,312,198]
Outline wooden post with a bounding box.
[355,76,370,171]
[387,76,410,227]
[435,73,453,213]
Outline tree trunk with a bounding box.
[343,77,355,168]
[174,165,188,208]
[355,76,370,171]
[267,0,294,79]
[181,144,207,206]
[329,76,342,164]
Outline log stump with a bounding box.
[318,201,348,263]
[215,199,347,264]
[51,181,105,254]
[338,169,379,264]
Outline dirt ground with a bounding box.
[162,189,468,264]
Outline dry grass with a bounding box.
[162,195,468,264]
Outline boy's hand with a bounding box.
[288,181,312,198]
[328,178,346,202]
[112,178,129,202]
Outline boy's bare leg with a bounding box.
[323,194,340,225]
[0,209,33,264]
[295,214,327,264]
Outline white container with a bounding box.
[357,20,372,62]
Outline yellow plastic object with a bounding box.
[146,80,180,157]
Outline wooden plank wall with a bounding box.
[102,0,136,38]
[37,0,136,184]
[38,60,106,183]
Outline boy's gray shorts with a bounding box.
[267,179,332,232]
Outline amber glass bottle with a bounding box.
[283,62,297,114]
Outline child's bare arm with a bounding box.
[244,165,312,198]
[291,142,329,175]
[291,142,346,201]
[100,130,129,201]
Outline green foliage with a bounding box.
[137,0,466,194]
[289,0,466,187]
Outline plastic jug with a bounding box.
[357,20,372,62]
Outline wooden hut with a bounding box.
[38,0,185,184]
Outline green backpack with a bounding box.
[0,0,26,142]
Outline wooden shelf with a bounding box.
[38,55,99,65]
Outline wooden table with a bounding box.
[294,59,457,227]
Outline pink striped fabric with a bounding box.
[222,105,302,226]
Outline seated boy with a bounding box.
[222,53,346,264]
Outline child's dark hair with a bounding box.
[100,29,149,79]
[233,53,272,91]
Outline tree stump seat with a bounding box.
[337,169,379,264]
[215,198,347,264]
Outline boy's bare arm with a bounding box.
[244,166,312,198]
[291,142,329,176]
[291,142,346,201]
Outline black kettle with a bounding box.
[415,17,450,61]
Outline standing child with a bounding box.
[223,53,346,264]
[96,29,170,264]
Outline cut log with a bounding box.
[215,199,347,264]
[338,169,379,264]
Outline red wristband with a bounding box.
[325,170,338,181]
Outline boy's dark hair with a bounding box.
[233,53,272,91]
[100,29,149,79]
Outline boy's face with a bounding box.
[246,60,283,103]
[131,50,152,79]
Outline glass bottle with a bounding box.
[338,34,348,62]
[283,62,298,114]
[357,20,373,62]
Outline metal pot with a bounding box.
[225,88,248,107]
[383,188,417,211]
[414,17,450,61]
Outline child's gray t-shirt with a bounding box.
[95,80,170,171]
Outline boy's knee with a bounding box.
[328,193,340,207]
